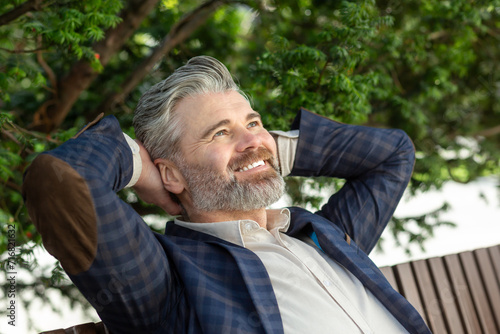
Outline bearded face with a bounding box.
[162,91,285,215]
[174,147,285,212]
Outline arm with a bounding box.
[22,116,178,333]
[289,108,415,254]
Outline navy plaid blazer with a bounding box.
[26,109,431,333]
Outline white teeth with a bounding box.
[237,160,265,172]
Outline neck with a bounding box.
[185,208,268,229]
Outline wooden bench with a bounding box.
[41,244,500,334]
[380,244,500,333]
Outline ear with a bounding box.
[155,158,185,195]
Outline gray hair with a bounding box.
[133,56,247,161]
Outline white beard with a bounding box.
[175,148,285,212]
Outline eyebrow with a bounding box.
[200,112,261,139]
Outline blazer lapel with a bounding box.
[215,242,284,334]
[164,222,284,334]
[287,207,430,334]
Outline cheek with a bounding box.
[206,148,232,171]
[262,133,278,156]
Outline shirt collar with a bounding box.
[174,208,291,247]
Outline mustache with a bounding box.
[228,147,278,172]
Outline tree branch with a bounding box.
[315,58,330,92]
[30,0,162,133]
[0,0,48,26]
[0,46,48,54]
[475,124,500,138]
[93,0,225,118]
[3,119,60,144]
[428,30,448,41]
[390,67,406,93]
[29,36,58,129]
[5,180,22,193]
[36,35,57,93]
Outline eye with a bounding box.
[214,130,227,138]
[247,121,259,128]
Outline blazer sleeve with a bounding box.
[289,108,415,254]
[22,115,175,333]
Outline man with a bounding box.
[23,56,431,333]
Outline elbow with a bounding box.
[22,154,98,275]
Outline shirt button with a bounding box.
[323,280,331,287]
[245,222,254,231]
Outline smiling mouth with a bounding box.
[236,160,266,172]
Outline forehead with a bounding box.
[175,91,254,133]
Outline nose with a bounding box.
[235,127,262,153]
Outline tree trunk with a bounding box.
[31,0,161,133]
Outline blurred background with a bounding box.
[1,0,499,332]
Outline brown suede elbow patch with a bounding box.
[22,154,97,275]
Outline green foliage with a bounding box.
[0,0,499,329]
[249,0,395,127]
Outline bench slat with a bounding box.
[428,257,465,334]
[474,248,500,332]
[409,260,436,331]
[488,245,500,280]
[379,266,399,292]
[394,262,426,320]
[460,251,498,334]
[444,254,482,334]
